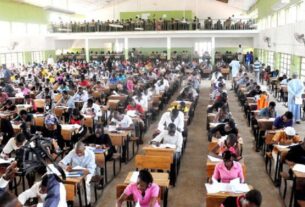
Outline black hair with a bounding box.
[245,189,262,206]
[171,108,179,117]
[15,133,26,143]
[227,119,235,129]
[87,98,94,104]
[222,150,234,161]
[5,100,13,105]
[168,123,176,130]
[138,169,153,184]
[284,111,293,120]
[72,108,80,116]
[269,101,276,108]
[19,110,27,116]
[41,174,49,187]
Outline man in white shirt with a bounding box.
[18,174,67,207]
[152,123,183,153]
[73,87,89,102]
[229,56,240,89]
[253,57,262,83]
[157,109,184,133]
[111,111,134,131]
[59,142,96,206]
[81,98,102,121]
[1,133,26,159]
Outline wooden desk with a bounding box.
[142,145,175,161]
[33,114,45,127]
[206,184,252,207]
[107,99,120,110]
[16,104,32,113]
[290,166,305,207]
[61,124,81,141]
[64,175,87,206]
[83,115,94,128]
[108,95,127,102]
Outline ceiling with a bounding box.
[228,0,257,11]
[15,0,119,14]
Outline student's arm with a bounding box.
[149,184,160,207]
[151,133,164,144]
[86,152,97,175]
[18,182,40,205]
[117,194,128,207]
[238,163,245,183]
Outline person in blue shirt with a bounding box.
[273,111,293,129]
[258,101,277,118]
[109,74,118,85]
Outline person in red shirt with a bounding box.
[126,98,144,116]
[78,74,91,88]
[69,108,87,143]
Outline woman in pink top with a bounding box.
[212,150,244,183]
[117,170,160,207]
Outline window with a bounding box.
[267,51,274,68]
[271,13,278,28]
[286,5,297,24]
[0,53,24,66]
[11,22,27,34]
[27,23,40,34]
[278,9,286,26]
[297,1,305,21]
[194,42,212,56]
[0,54,5,65]
[32,51,44,63]
[280,53,291,76]
[301,57,305,81]
[0,21,10,36]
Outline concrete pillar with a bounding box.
[211,37,215,64]
[85,38,89,62]
[124,37,129,60]
[167,36,171,60]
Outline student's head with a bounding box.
[167,123,177,136]
[95,125,104,137]
[225,119,235,130]
[19,110,28,120]
[222,150,235,169]
[5,100,13,107]
[14,133,26,147]
[284,127,296,139]
[113,111,123,121]
[39,174,49,194]
[87,98,94,108]
[137,169,153,192]
[170,109,179,120]
[242,189,262,207]
[180,101,186,109]
[283,111,293,122]
[75,142,86,157]
[62,90,69,98]
[269,101,276,110]
[225,134,238,147]
[45,95,51,103]
[72,108,80,119]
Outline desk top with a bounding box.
[206,184,253,198]
[124,171,169,187]
[142,145,176,153]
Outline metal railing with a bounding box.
[48,18,257,33]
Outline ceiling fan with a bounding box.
[294,33,305,45]
[263,36,271,48]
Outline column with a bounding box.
[167,36,171,60]
[211,37,215,64]
[85,38,89,62]
[124,37,129,60]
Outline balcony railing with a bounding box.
[49,18,256,33]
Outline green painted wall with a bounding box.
[120,10,193,20]
[274,52,281,70]
[45,50,56,59]
[250,0,300,19]
[0,0,48,24]
[23,52,32,64]
[292,55,301,76]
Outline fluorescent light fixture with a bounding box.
[44,6,75,15]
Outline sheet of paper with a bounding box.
[205,183,220,194]
[208,155,222,162]
[72,166,86,170]
[0,158,14,164]
[162,144,176,149]
[206,183,250,194]
[293,164,305,173]
[130,171,139,183]
[230,178,240,185]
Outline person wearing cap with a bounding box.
[272,127,301,145]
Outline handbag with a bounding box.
[295,96,303,105]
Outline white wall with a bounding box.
[255,21,305,56]
[88,0,246,20]
[215,37,253,48]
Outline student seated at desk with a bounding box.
[0,118,14,145]
[42,114,64,149]
[83,126,114,161]
[221,189,262,207]
[69,108,87,143]
[212,150,244,183]
[0,133,26,159]
[258,101,276,118]
[44,95,54,113]
[208,119,238,141]
[271,127,301,145]
[59,142,96,207]
[213,106,232,123]
[117,169,160,207]
[18,173,67,207]
[151,123,183,154]
[73,87,89,102]
[111,111,134,131]
[0,87,8,108]
[0,99,17,114]
[13,110,35,134]
[272,111,293,129]
[157,109,184,133]
[126,98,145,117]
[207,92,229,113]
[211,133,242,160]
[56,90,75,122]
[81,98,102,121]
